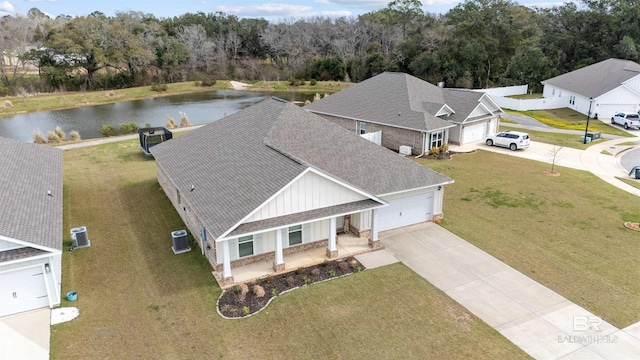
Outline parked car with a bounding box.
[485,131,530,151]
[611,112,640,129]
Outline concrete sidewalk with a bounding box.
[380,222,640,359]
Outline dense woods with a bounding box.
[1,0,640,95]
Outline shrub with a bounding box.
[144,122,152,129]
[311,268,320,276]
[265,275,275,284]
[295,267,305,275]
[253,285,265,298]
[47,130,60,143]
[69,130,81,141]
[119,121,139,134]
[179,112,191,127]
[241,306,250,315]
[327,269,336,277]
[54,126,66,141]
[285,276,295,287]
[310,79,317,85]
[165,116,176,129]
[429,147,440,157]
[200,78,216,87]
[338,262,349,271]
[352,264,362,272]
[0,86,9,97]
[150,83,168,92]
[236,283,249,302]
[288,78,303,86]
[303,276,311,284]
[270,288,277,296]
[100,124,117,137]
[33,129,46,144]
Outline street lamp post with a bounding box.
[583,97,593,144]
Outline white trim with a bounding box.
[46,255,59,308]
[378,183,453,198]
[479,92,503,112]
[0,251,62,267]
[216,167,387,242]
[435,104,455,117]
[306,109,456,133]
[218,204,387,242]
[0,234,59,253]
[595,84,640,102]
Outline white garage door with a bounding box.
[463,122,487,144]
[378,192,433,232]
[0,266,49,317]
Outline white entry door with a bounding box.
[0,266,50,317]
[377,192,433,232]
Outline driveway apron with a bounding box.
[380,222,640,360]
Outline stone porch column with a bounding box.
[327,217,338,258]
[369,209,381,249]
[221,240,234,286]
[273,228,285,272]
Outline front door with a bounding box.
[336,216,345,233]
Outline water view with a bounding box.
[0,90,314,143]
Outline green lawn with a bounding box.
[508,108,633,137]
[500,125,594,150]
[617,177,640,190]
[52,140,527,359]
[418,151,640,328]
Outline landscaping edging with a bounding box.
[216,257,365,319]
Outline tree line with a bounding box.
[1,0,639,95]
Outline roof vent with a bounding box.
[70,226,90,248]
[171,230,191,254]
[399,145,412,156]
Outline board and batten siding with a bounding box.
[244,171,367,223]
[0,239,22,251]
[0,253,62,306]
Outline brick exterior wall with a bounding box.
[313,113,425,155]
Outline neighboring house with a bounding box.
[151,98,452,287]
[304,72,503,154]
[542,58,640,120]
[0,137,63,317]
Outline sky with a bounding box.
[1,0,567,20]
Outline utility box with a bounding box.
[579,136,591,144]
[586,132,601,141]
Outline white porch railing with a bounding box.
[360,130,381,145]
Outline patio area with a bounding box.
[225,233,374,285]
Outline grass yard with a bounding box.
[53,139,527,359]
[418,151,640,328]
[500,125,594,150]
[616,177,640,190]
[508,108,632,137]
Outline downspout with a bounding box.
[415,132,427,158]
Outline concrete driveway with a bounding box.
[0,308,50,360]
[380,222,640,360]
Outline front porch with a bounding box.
[213,233,376,288]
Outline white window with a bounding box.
[359,122,366,135]
[430,131,444,149]
[569,95,575,105]
[288,225,302,246]
[238,235,254,257]
[552,89,555,96]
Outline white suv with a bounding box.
[485,131,530,151]
[611,112,640,129]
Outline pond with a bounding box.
[0,90,315,143]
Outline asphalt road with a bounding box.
[621,147,640,174]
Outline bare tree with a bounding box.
[548,144,563,174]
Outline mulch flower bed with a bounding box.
[217,257,365,318]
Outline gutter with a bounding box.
[415,132,426,158]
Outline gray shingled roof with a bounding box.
[151,98,452,240]
[0,137,63,251]
[542,58,640,98]
[305,72,498,130]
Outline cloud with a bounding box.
[316,0,387,8]
[0,1,14,14]
[217,3,313,17]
